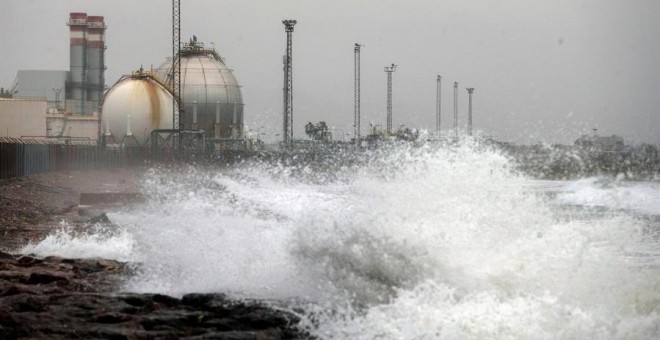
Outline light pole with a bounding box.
[384,64,397,134]
[282,19,297,144]
[453,81,458,139]
[466,88,474,136]
[436,75,441,137]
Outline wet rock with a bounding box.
[0,252,307,339]
[27,269,71,284]
[86,212,111,224]
[92,311,134,324]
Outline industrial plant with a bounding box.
[0,9,245,150]
[0,13,107,141]
[1,4,655,183]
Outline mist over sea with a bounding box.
[23,140,660,339]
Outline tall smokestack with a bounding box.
[86,15,106,116]
[68,12,87,115]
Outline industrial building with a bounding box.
[10,70,68,110]
[0,99,47,138]
[2,12,106,142]
[3,11,247,147]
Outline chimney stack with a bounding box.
[86,15,106,116]
[67,12,106,116]
[68,12,87,115]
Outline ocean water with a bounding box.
[21,140,660,339]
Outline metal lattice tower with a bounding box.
[384,63,397,134]
[453,81,458,139]
[172,0,181,130]
[467,88,475,136]
[436,75,441,136]
[354,43,361,144]
[283,19,297,144]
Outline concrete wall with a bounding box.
[46,113,100,142]
[0,99,47,138]
[64,115,99,141]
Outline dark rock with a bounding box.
[93,312,134,324]
[0,252,14,260]
[152,293,180,307]
[123,294,152,307]
[0,270,31,282]
[27,269,71,285]
[6,294,49,312]
[17,255,43,266]
[86,213,111,224]
[182,292,228,309]
[0,254,306,339]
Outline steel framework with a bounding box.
[467,88,475,136]
[453,81,458,139]
[384,64,397,134]
[172,0,182,131]
[354,43,361,144]
[283,20,297,144]
[436,75,441,136]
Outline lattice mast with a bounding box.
[172,0,181,130]
[453,81,458,139]
[467,88,475,136]
[354,43,361,144]
[283,20,297,144]
[436,75,441,136]
[384,64,397,134]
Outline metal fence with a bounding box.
[0,138,148,180]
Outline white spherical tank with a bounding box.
[157,38,244,138]
[101,72,174,145]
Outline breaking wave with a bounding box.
[21,140,660,339]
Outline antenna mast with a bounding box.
[467,88,474,136]
[172,0,181,131]
[436,75,441,136]
[384,63,397,134]
[354,43,361,144]
[453,81,458,139]
[282,19,297,144]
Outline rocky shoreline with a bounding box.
[0,252,304,338]
[0,169,307,339]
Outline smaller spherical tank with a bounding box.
[102,73,174,145]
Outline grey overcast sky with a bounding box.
[1,0,658,145]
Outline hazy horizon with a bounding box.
[1,0,658,145]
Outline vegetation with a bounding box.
[0,88,13,98]
[305,121,330,142]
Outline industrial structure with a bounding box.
[467,88,474,136]
[10,12,106,116]
[171,0,182,132]
[67,12,106,116]
[10,71,68,110]
[354,43,362,144]
[155,37,244,140]
[453,81,458,138]
[384,64,397,134]
[4,12,106,142]
[101,68,175,146]
[436,75,441,136]
[282,20,297,144]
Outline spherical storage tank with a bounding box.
[101,71,174,145]
[157,37,244,138]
